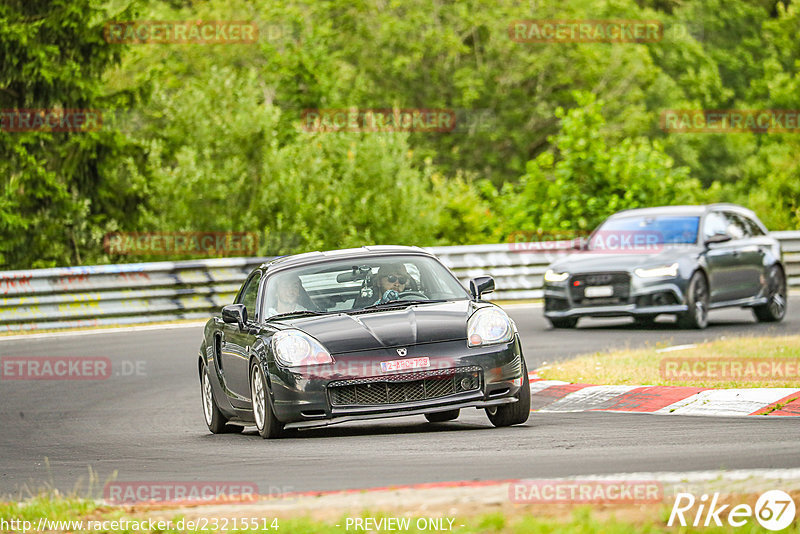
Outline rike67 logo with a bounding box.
[669,490,796,531]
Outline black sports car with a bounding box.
[543,204,787,329]
[198,246,530,438]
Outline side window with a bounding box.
[723,212,748,240]
[403,262,421,291]
[237,272,262,322]
[742,215,765,236]
[702,212,728,239]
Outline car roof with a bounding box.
[260,245,432,271]
[608,203,758,220]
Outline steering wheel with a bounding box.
[397,290,428,300]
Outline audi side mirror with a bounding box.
[704,233,732,247]
[222,303,247,330]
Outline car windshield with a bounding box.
[588,216,701,251]
[263,255,469,319]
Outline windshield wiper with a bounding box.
[362,299,446,310]
[267,310,332,321]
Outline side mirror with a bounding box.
[222,303,247,330]
[704,233,732,247]
[469,276,495,301]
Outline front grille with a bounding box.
[569,272,631,306]
[328,366,482,407]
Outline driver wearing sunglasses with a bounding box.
[373,264,410,305]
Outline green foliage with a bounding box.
[0,0,144,268]
[104,62,478,260]
[2,0,800,269]
[491,92,710,238]
[12,495,790,534]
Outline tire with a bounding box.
[486,358,530,427]
[677,271,709,329]
[548,317,578,329]
[424,409,460,423]
[201,363,238,434]
[250,360,285,439]
[753,265,787,323]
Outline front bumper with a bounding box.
[283,397,517,430]
[545,302,688,318]
[544,273,690,318]
[266,337,524,427]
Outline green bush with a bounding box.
[490,92,713,239]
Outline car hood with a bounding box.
[273,300,476,354]
[548,246,700,274]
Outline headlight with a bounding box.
[544,269,569,283]
[634,263,679,278]
[467,307,514,347]
[272,330,333,367]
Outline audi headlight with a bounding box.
[634,263,679,278]
[544,269,569,283]
[467,307,514,347]
[272,330,333,367]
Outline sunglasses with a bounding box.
[384,275,407,284]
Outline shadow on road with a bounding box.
[572,316,759,331]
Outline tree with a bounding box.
[0,0,144,268]
[491,92,711,238]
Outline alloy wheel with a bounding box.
[202,371,214,427]
[693,277,708,328]
[768,269,787,319]
[251,367,266,430]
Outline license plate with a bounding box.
[380,357,430,372]
[584,285,614,298]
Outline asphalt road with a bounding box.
[514,298,799,367]
[0,298,798,497]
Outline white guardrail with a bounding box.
[1,232,799,332]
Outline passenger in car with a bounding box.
[267,274,313,316]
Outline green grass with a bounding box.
[0,495,99,523]
[537,335,800,388]
[2,496,800,533]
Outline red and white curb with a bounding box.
[528,374,800,417]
